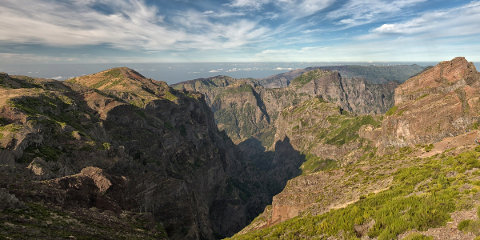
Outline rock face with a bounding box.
[291,69,398,114]
[256,64,425,88]
[173,68,403,148]
[233,57,480,238]
[366,57,480,148]
[0,69,274,239]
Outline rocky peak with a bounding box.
[69,67,178,107]
[365,57,480,149]
[395,57,479,105]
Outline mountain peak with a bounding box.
[68,67,175,107]
[395,57,479,105]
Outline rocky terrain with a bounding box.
[0,69,293,239]
[230,57,480,240]
[257,64,424,88]
[364,57,480,149]
[2,58,477,240]
[173,65,416,148]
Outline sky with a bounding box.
[0,0,479,63]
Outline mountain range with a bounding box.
[2,58,480,240]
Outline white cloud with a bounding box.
[328,0,426,28]
[227,0,334,18]
[370,1,480,37]
[228,0,270,9]
[0,0,268,51]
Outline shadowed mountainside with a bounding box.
[231,57,480,240]
[0,69,308,239]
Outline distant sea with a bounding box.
[1,62,479,85]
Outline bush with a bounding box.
[458,220,473,231]
[404,233,433,240]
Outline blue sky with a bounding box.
[0,0,479,63]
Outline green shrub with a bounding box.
[385,106,398,116]
[424,144,434,152]
[102,142,111,150]
[458,220,473,231]
[404,233,433,240]
[301,154,337,174]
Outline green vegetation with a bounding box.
[403,233,433,240]
[0,202,167,240]
[457,206,480,236]
[231,148,480,240]
[386,105,398,116]
[0,123,23,133]
[102,142,111,150]
[301,154,337,174]
[91,77,113,89]
[103,68,122,78]
[20,145,63,162]
[163,90,178,102]
[424,144,434,152]
[224,83,253,94]
[324,115,380,145]
[8,94,88,132]
[292,70,328,87]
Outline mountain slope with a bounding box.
[257,64,425,88]
[0,70,275,239]
[173,68,401,148]
[365,57,480,149]
[232,57,480,240]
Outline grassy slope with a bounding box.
[230,146,480,239]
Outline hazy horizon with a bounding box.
[0,61,451,84]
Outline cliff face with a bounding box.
[173,68,401,148]
[0,69,270,239]
[237,97,384,233]
[365,57,480,149]
[291,69,397,114]
[232,57,480,240]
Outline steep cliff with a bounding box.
[232,57,480,240]
[173,67,403,148]
[0,69,271,239]
[257,64,425,88]
[364,57,480,149]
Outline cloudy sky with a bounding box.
[0,0,479,63]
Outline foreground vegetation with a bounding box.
[231,146,480,239]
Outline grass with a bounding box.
[457,206,480,236]
[404,233,433,240]
[386,105,398,116]
[0,123,23,133]
[291,70,329,87]
[424,144,434,152]
[324,115,380,146]
[91,78,113,89]
[231,148,480,240]
[163,90,178,102]
[224,83,253,94]
[19,145,63,162]
[301,154,337,174]
[103,68,122,78]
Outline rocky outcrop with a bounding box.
[366,57,480,149]
[292,69,398,114]
[173,69,401,148]
[0,70,274,239]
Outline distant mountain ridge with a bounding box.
[257,64,425,88]
[172,65,420,148]
[231,57,480,240]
